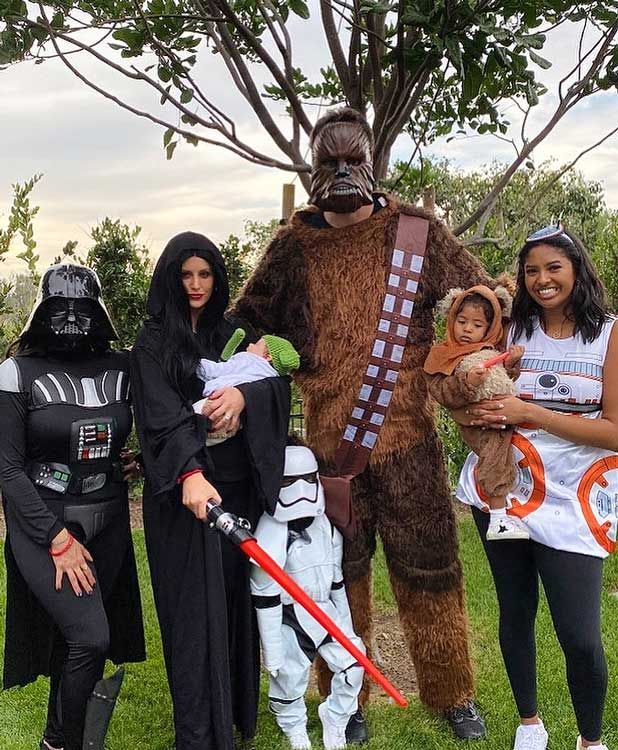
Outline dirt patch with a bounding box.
[306,611,417,700]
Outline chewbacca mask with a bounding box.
[309,121,374,213]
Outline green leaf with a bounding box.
[445,36,463,76]
[180,88,193,104]
[166,141,178,160]
[163,127,175,147]
[112,28,144,50]
[462,63,483,103]
[289,0,310,20]
[529,50,552,70]
[157,64,172,83]
[50,11,64,29]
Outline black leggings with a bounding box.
[7,522,115,750]
[472,507,608,742]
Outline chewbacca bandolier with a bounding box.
[235,108,489,740]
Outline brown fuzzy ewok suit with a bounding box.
[234,195,490,712]
[425,358,516,499]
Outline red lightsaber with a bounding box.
[482,351,509,368]
[206,502,408,708]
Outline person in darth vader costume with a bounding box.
[0,263,145,750]
[130,231,291,750]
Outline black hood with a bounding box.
[146,231,229,333]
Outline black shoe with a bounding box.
[345,709,369,744]
[39,740,64,750]
[445,700,486,740]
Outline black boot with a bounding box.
[40,740,64,750]
[82,668,125,750]
[444,700,486,740]
[345,709,369,744]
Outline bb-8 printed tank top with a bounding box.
[456,316,618,558]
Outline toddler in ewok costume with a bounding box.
[235,107,490,739]
[251,446,365,750]
[424,284,527,541]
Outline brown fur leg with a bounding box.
[390,571,475,712]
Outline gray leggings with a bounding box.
[473,507,608,742]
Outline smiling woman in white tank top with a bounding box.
[455,224,618,750]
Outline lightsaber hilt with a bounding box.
[205,500,254,545]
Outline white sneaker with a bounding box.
[487,515,530,541]
[576,736,609,750]
[318,703,347,750]
[514,721,548,750]
[285,727,312,749]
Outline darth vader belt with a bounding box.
[27,461,124,496]
[63,497,125,542]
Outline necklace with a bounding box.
[542,317,570,339]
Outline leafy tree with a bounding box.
[2,0,617,227]
[84,219,153,348]
[220,217,279,300]
[390,157,616,292]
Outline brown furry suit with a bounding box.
[234,195,490,712]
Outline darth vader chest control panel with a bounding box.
[71,418,114,461]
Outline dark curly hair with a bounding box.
[511,228,608,343]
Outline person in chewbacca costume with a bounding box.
[234,107,491,741]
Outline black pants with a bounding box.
[473,507,608,741]
[6,511,127,750]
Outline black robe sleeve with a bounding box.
[130,343,213,498]
[236,376,291,514]
[0,389,65,546]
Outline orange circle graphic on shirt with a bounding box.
[474,433,546,518]
[577,456,618,554]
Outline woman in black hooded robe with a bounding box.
[130,231,290,750]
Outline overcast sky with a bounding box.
[1,13,617,276]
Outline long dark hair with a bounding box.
[511,229,608,343]
[146,232,230,395]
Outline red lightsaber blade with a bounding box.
[206,502,408,708]
[482,351,510,368]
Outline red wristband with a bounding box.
[49,533,75,557]
[177,468,203,484]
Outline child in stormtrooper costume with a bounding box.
[250,446,365,750]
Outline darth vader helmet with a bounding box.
[22,264,118,345]
[274,446,325,523]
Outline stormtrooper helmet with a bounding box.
[274,446,325,523]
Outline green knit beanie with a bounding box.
[263,335,300,376]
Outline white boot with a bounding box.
[318,703,347,750]
[284,726,312,750]
[513,721,548,750]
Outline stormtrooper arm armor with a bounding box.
[250,513,287,676]
[329,525,355,630]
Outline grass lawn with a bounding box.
[1,511,617,749]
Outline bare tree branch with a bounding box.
[319,0,351,99]
[31,7,310,176]
[456,20,618,236]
